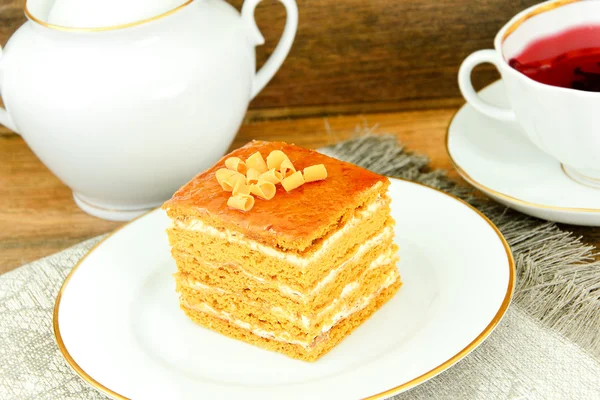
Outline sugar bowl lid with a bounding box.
[25,0,191,31]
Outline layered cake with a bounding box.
[163,141,401,361]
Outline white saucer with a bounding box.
[54,179,514,400]
[448,80,600,226]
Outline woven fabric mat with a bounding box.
[1,135,599,400]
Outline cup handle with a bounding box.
[458,49,516,121]
[0,45,18,133]
[242,0,298,100]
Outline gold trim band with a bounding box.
[53,178,515,400]
[73,193,161,214]
[502,0,581,42]
[24,0,194,32]
[561,164,600,189]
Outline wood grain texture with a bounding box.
[243,0,539,112]
[241,0,513,110]
[0,134,121,270]
[0,0,537,115]
[2,108,600,274]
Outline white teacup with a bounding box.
[459,0,600,188]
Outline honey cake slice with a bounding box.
[163,140,401,361]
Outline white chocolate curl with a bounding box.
[224,157,247,174]
[215,168,245,192]
[232,179,251,196]
[281,170,305,192]
[303,164,327,182]
[245,152,268,174]
[227,194,255,211]
[246,168,261,185]
[259,168,283,184]
[279,158,296,178]
[218,148,328,209]
[266,150,289,170]
[251,180,276,200]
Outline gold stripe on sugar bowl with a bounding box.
[53,179,515,400]
[73,193,160,214]
[24,0,194,32]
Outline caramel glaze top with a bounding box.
[164,141,388,251]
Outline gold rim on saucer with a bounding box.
[446,98,600,214]
[24,0,194,32]
[53,178,515,400]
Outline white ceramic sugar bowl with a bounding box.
[0,0,297,220]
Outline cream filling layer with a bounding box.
[181,300,312,348]
[180,225,394,302]
[180,248,397,328]
[182,268,400,348]
[271,251,397,329]
[312,252,396,321]
[321,269,399,333]
[175,196,386,268]
[278,226,394,301]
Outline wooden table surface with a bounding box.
[1,108,599,274]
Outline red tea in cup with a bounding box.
[509,25,600,92]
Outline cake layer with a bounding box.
[163,141,389,251]
[167,201,392,291]
[174,194,390,263]
[180,276,402,361]
[174,230,397,316]
[177,254,400,339]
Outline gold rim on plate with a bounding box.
[24,0,194,32]
[446,95,600,214]
[53,178,516,400]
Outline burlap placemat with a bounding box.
[1,135,599,399]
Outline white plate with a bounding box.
[448,80,600,226]
[54,178,514,400]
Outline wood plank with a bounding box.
[0,0,536,115]
[243,97,465,122]
[231,108,459,174]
